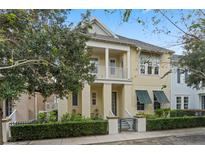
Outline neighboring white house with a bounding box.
[171,54,205,110]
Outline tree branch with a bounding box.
[0,59,57,70]
[158,10,201,40]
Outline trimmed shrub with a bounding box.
[11,120,108,141]
[61,113,90,122]
[147,116,205,131]
[155,108,170,118]
[170,110,196,117]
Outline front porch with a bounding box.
[57,83,132,120]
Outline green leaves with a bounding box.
[0,10,94,101]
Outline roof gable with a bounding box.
[89,18,118,38]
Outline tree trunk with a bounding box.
[0,102,3,145]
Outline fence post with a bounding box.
[135,117,146,132]
[2,118,11,143]
[107,116,119,134]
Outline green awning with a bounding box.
[136,90,152,104]
[153,90,169,104]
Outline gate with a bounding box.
[119,118,136,132]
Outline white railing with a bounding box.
[109,110,115,117]
[92,65,128,80]
[8,109,17,123]
[109,66,127,79]
[124,109,133,118]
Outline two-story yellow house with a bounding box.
[58,18,174,119]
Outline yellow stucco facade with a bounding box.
[3,18,173,121]
[57,18,173,119]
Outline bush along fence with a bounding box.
[170,109,205,117]
[147,116,205,131]
[10,120,108,141]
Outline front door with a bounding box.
[112,92,117,116]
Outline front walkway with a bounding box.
[5,127,205,145]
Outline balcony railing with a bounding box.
[92,65,127,80]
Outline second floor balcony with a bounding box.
[92,65,128,80]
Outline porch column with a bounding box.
[81,83,91,118]
[103,83,112,119]
[122,84,132,117]
[105,48,109,79]
[57,97,68,121]
[127,48,131,79]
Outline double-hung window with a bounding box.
[137,97,144,110]
[140,54,160,75]
[202,96,205,109]
[92,92,97,105]
[90,58,99,74]
[176,97,182,109]
[72,93,78,106]
[184,96,189,109]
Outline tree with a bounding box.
[0,10,94,144]
[104,9,205,87]
[180,18,205,89]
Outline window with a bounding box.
[154,96,160,110]
[140,54,160,75]
[184,96,189,109]
[154,64,159,75]
[137,97,144,110]
[72,93,78,106]
[90,58,98,73]
[92,92,97,105]
[110,59,116,75]
[140,64,145,74]
[202,96,205,109]
[177,68,181,83]
[147,62,152,75]
[176,97,182,109]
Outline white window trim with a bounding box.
[138,54,161,76]
[109,58,117,76]
[72,93,79,107]
[91,91,97,106]
[175,95,189,109]
[90,57,99,74]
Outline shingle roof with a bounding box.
[116,35,174,53]
[88,33,174,54]
[171,54,183,62]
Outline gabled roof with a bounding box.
[89,18,175,54]
[90,17,118,38]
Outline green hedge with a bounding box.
[147,116,205,131]
[170,109,205,117]
[11,120,108,141]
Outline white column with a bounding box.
[105,48,109,79]
[57,97,68,121]
[103,83,112,119]
[81,83,91,118]
[127,48,131,79]
[123,84,132,117]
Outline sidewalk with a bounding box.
[5,127,205,145]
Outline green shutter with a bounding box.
[153,91,169,104]
[136,90,152,104]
